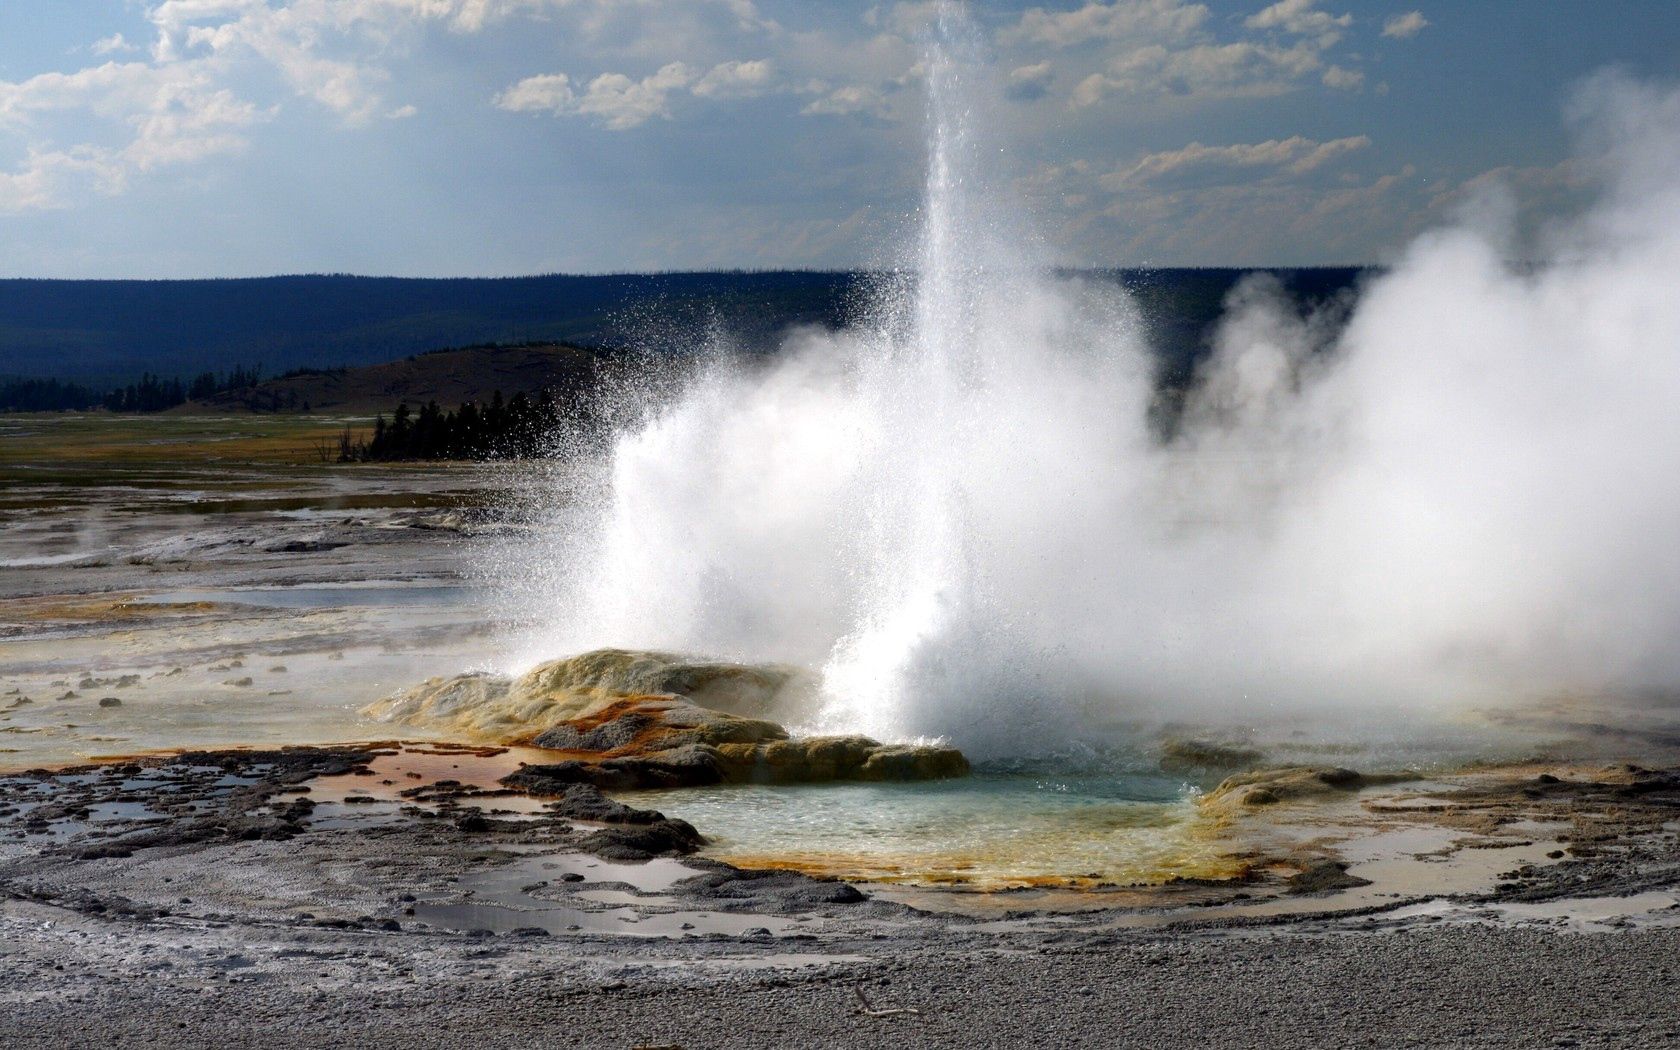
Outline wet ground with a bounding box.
[9,414,1680,1047]
[6,742,1680,1048]
[0,414,557,767]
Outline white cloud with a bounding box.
[772,15,922,124]
[0,0,1405,245]
[577,62,695,128]
[1287,164,1413,235]
[158,3,393,124]
[1424,158,1591,215]
[692,59,774,99]
[1382,11,1429,40]
[0,61,264,212]
[141,0,770,123]
[0,62,188,126]
[801,84,890,119]
[497,57,776,128]
[1280,133,1371,171]
[1034,159,1420,265]
[1072,38,1329,104]
[146,0,757,46]
[92,33,140,56]
[0,61,263,141]
[867,1,944,37]
[124,88,263,170]
[494,73,576,114]
[1012,0,1362,106]
[0,148,114,214]
[1322,64,1363,91]
[1003,0,1209,49]
[1245,0,1352,44]
[1005,61,1056,102]
[1101,133,1371,189]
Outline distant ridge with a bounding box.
[0,268,1364,385]
[0,271,865,384]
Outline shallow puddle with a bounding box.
[1383,890,1680,932]
[134,584,481,610]
[410,853,796,939]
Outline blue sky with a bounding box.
[1,1,1677,277]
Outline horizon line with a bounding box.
[0,264,1382,284]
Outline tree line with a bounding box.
[336,388,598,462]
[0,378,103,412]
[101,365,265,412]
[0,364,268,413]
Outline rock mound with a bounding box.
[362,648,809,742]
[366,649,971,790]
[1199,766,1370,819]
[1158,738,1264,773]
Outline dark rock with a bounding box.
[578,818,704,859]
[171,746,371,782]
[526,783,666,825]
[600,745,727,788]
[264,539,348,553]
[97,697,123,708]
[503,749,723,792]
[1159,739,1264,771]
[1286,859,1373,895]
[531,711,656,751]
[501,761,605,793]
[678,866,868,906]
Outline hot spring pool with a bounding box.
[615,770,1243,888]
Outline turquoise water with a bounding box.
[609,715,1573,888]
[616,769,1242,888]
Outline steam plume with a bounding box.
[501,28,1680,756]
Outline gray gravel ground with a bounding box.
[4,924,1677,1049]
[8,750,1680,1049]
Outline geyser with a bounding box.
[503,9,1680,757]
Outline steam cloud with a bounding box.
[504,67,1680,757]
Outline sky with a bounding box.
[1,1,1677,278]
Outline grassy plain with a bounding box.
[0,412,371,471]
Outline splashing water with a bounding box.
[501,9,1680,759]
[816,7,1100,750]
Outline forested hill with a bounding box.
[0,268,1364,385]
[185,342,603,414]
[0,272,865,384]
